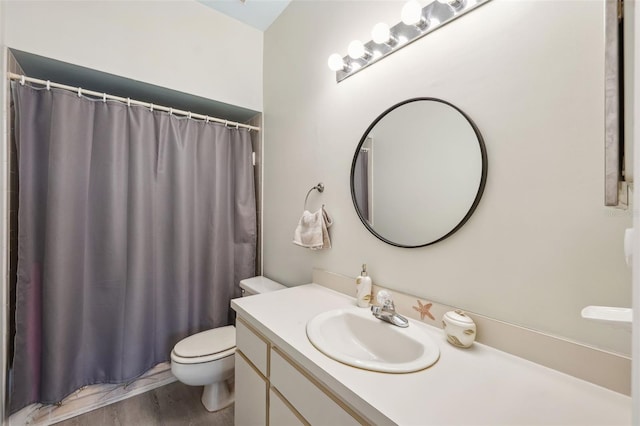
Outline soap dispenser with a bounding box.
[356,264,372,308]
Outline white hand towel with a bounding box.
[293,206,333,249]
[318,206,333,250]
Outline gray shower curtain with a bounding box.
[10,82,256,412]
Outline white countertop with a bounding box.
[231,284,631,426]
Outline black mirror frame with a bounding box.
[350,97,488,248]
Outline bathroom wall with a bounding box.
[3,0,263,112]
[263,0,633,355]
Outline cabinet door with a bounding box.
[235,352,267,426]
[269,389,307,426]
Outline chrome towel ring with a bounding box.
[304,183,325,210]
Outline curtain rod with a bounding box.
[8,72,260,132]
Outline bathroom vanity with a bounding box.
[231,284,631,425]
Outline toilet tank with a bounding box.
[240,276,286,296]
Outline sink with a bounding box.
[306,307,440,373]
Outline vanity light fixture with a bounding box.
[401,0,427,28]
[371,23,397,46]
[437,0,465,10]
[327,0,492,82]
[327,53,348,71]
[347,40,371,59]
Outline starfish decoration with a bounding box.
[413,299,435,321]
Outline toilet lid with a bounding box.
[173,325,236,358]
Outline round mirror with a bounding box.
[350,98,487,248]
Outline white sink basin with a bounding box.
[306,307,440,373]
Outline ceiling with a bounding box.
[197,0,291,31]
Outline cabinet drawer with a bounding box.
[236,318,268,376]
[270,348,362,426]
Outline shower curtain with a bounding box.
[9,82,257,412]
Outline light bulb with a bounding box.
[401,0,423,25]
[437,0,463,8]
[372,22,391,44]
[327,53,345,71]
[348,40,367,59]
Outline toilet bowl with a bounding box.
[170,276,286,412]
[171,325,236,411]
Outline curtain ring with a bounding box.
[169,108,173,116]
[127,97,131,107]
[205,116,210,123]
[224,120,229,128]
[188,112,192,120]
[46,80,51,91]
[103,93,107,103]
[20,75,25,85]
[235,123,239,130]
[78,87,82,97]
[149,103,154,112]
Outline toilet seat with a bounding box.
[171,325,236,364]
[171,347,235,364]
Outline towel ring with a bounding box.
[304,183,325,210]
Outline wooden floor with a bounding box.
[53,382,234,426]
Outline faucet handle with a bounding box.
[376,290,395,310]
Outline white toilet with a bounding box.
[170,276,285,412]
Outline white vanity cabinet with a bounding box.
[232,284,632,426]
[235,319,269,425]
[269,348,362,426]
[234,317,365,426]
[269,389,305,426]
[235,351,268,426]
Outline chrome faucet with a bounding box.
[371,291,409,328]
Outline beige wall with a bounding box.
[4,0,264,112]
[263,0,632,355]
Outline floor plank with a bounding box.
[54,382,233,426]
